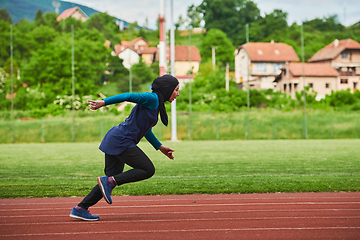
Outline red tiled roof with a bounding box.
[240,42,299,62]
[57,7,77,21]
[309,39,360,62]
[113,45,157,55]
[287,62,339,77]
[166,45,202,62]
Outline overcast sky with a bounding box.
[63,0,360,29]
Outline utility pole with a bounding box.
[301,23,307,139]
[212,46,217,70]
[170,0,178,141]
[159,0,165,76]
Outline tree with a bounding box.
[200,28,234,67]
[304,15,345,32]
[131,57,154,84]
[187,4,202,28]
[20,32,108,108]
[0,8,12,23]
[106,55,129,84]
[86,12,121,45]
[175,15,185,30]
[197,0,261,46]
[34,9,45,26]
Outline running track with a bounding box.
[0,192,359,240]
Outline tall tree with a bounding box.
[198,0,260,46]
[187,4,202,28]
[200,28,234,67]
[0,8,12,23]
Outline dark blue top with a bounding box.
[99,92,162,155]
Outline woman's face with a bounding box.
[169,84,180,103]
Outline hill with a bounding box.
[0,0,130,27]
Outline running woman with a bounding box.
[70,74,180,221]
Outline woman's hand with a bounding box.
[158,145,175,160]
[88,100,105,110]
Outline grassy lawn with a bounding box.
[0,139,359,198]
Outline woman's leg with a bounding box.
[112,146,155,185]
[78,154,125,209]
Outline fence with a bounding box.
[1,111,359,143]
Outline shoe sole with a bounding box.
[70,213,99,221]
[97,177,112,204]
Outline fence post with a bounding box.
[273,119,277,139]
[41,122,45,143]
[100,120,104,140]
[216,119,220,140]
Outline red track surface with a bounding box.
[0,192,359,240]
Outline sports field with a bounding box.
[0,139,359,198]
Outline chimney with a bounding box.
[334,39,339,48]
[271,40,274,45]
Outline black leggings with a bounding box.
[78,146,155,208]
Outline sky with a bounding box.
[63,0,360,29]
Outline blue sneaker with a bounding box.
[70,207,99,221]
[97,176,115,204]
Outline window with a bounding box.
[341,52,348,58]
[340,79,348,84]
[255,63,267,72]
[273,63,284,73]
[309,83,313,88]
[325,83,330,88]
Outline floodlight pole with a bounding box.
[71,25,75,142]
[128,26,132,93]
[10,25,14,143]
[170,0,178,141]
[188,24,192,140]
[301,23,307,139]
[246,23,250,140]
[159,0,165,76]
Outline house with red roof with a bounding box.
[309,38,360,93]
[234,40,299,90]
[113,37,158,68]
[56,7,89,22]
[274,62,340,100]
[155,45,202,88]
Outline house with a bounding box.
[56,7,89,22]
[274,62,340,100]
[113,37,158,67]
[165,45,202,76]
[155,45,202,88]
[234,41,300,90]
[308,39,360,93]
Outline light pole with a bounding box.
[170,0,178,141]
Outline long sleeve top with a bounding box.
[99,92,162,155]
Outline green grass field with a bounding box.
[0,139,359,198]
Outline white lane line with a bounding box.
[1,195,359,206]
[1,172,358,181]
[1,226,360,237]
[1,201,359,212]
[1,216,359,226]
[1,208,359,219]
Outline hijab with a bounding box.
[151,74,179,126]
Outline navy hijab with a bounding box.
[151,75,179,126]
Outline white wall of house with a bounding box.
[118,49,140,69]
[174,61,200,76]
[234,49,250,84]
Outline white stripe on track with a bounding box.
[1,195,359,206]
[1,208,359,219]
[1,216,359,226]
[1,226,360,237]
[1,201,359,212]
